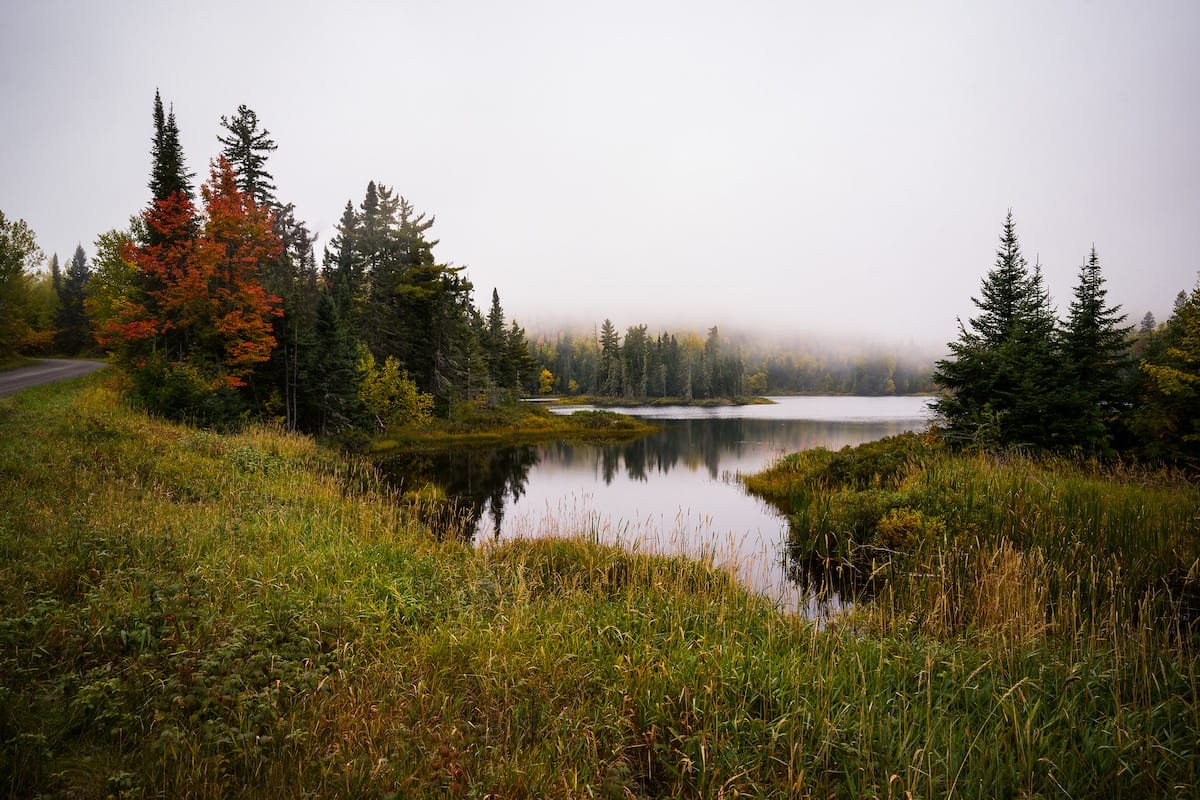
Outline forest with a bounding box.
[1,93,1198,464]
[530,324,935,400]
[1,93,938,437]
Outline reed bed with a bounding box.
[1,378,1196,797]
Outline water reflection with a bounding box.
[377,397,931,614]
[377,446,540,539]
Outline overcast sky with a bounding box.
[2,1,1197,349]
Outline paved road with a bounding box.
[0,359,109,397]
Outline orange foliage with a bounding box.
[107,159,283,389]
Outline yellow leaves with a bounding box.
[358,348,435,432]
[1140,361,1198,397]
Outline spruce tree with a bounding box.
[54,244,92,355]
[506,319,536,394]
[148,90,193,203]
[1059,247,1132,452]
[598,319,622,396]
[1007,261,1068,448]
[310,292,363,434]
[48,253,61,298]
[483,288,508,390]
[932,211,1061,448]
[322,201,364,322]
[217,105,278,208]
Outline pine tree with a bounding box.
[1140,311,1157,335]
[506,319,536,393]
[54,244,93,354]
[483,288,508,390]
[148,90,194,204]
[1007,261,1068,448]
[322,201,364,322]
[932,211,1062,449]
[217,105,278,208]
[257,203,322,431]
[622,324,649,399]
[49,253,62,300]
[1058,247,1132,452]
[598,319,622,396]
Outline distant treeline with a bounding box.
[529,324,934,399]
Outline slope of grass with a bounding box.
[1,378,1197,797]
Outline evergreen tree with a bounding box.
[622,324,650,398]
[598,319,622,396]
[1007,261,1068,447]
[322,201,364,323]
[1059,247,1132,452]
[148,90,193,204]
[506,319,536,393]
[483,288,508,389]
[217,105,278,208]
[932,211,1062,449]
[54,244,93,355]
[257,203,322,431]
[1133,280,1200,464]
[309,292,363,434]
[49,253,62,300]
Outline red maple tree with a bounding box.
[102,158,283,390]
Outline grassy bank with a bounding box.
[0,356,37,372]
[743,433,1199,631]
[1,378,1197,797]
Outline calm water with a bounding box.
[378,396,933,614]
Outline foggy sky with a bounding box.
[2,0,1197,349]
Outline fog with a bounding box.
[2,1,1197,349]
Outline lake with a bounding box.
[378,396,934,614]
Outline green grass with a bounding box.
[743,433,1199,633]
[0,356,37,372]
[1,378,1198,797]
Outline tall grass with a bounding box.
[745,433,1198,637]
[1,378,1197,797]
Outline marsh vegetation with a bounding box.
[2,375,1196,797]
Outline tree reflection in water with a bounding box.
[377,446,540,540]
[375,398,930,613]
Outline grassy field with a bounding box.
[1,377,1197,797]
